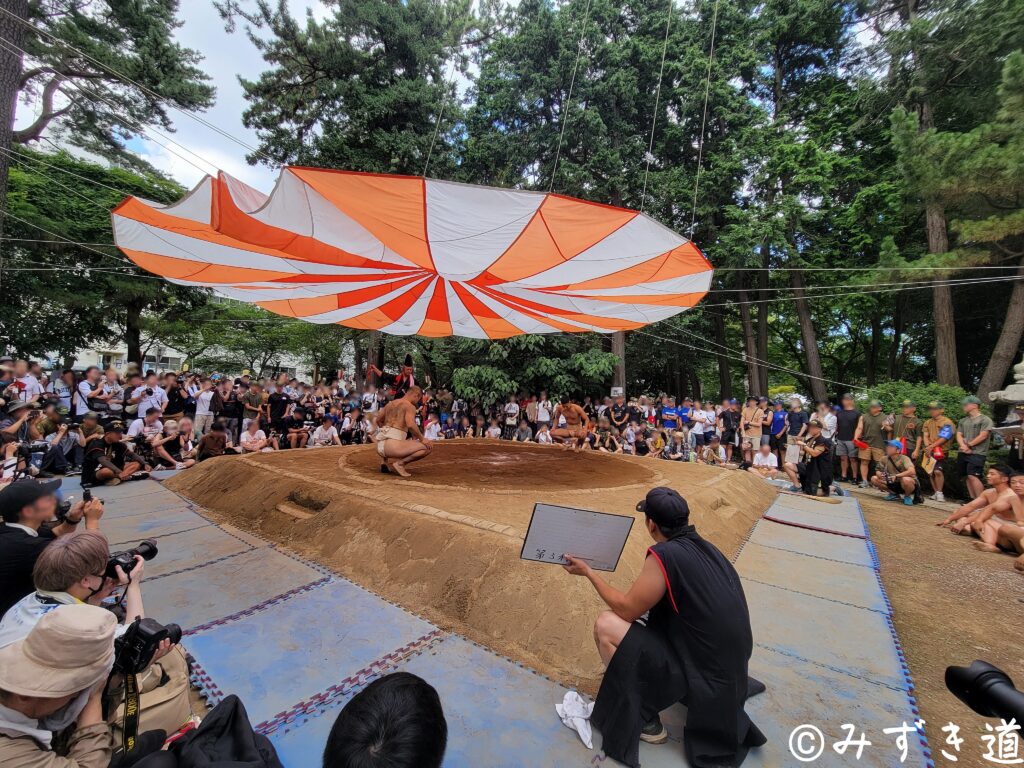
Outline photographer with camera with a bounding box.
[74,367,112,424]
[0,532,194,748]
[131,372,168,418]
[82,424,150,488]
[0,479,104,616]
[1,401,72,478]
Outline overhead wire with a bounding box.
[689,0,720,236]
[640,0,674,213]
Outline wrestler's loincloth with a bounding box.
[376,426,409,457]
[563,424,586,437]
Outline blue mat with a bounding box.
[744,519,875,567]
[187,578,439,728]
[103,508,212,547]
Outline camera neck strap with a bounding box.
[120,671,141,753]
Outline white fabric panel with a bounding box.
[425,180,545,281]
[242,170,314,236]
[444,281,488,338]
[168,276,418,302]
[512,216,686,288]
[492,285,655,323]
[560,270,713,297]
[137,177,212,225]
[377,277,439,336]
[113,217,303,274]
[460,284,561,335]
[221,173,269,213]
[300,276,434,324]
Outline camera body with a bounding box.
[145,388,154,396]
[113,617,182,675]
[105,539,158,580]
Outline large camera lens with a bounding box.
[165,623,182,645]
[135,539,159,561]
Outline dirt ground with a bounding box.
[861,494,1024,767]
[166,441,776,692]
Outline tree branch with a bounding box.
[12,75,70,143]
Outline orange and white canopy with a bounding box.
[111,168,712,339]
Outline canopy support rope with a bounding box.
[423,32,466,178]
[549,0,594,193]
[689,0,721,236]
[640,0,674,214]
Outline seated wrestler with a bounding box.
[563,487,765,768]
[937,465,1017,535]
[971,469,1023,552]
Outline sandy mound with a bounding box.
[167,441,775,691]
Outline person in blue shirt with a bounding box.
[786,400,810,444]
[678,397,692,426]
[661,397,680,431]
[769,400,788,463]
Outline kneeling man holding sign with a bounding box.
[562,487,766,768]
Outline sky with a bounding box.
[14,0,329,194]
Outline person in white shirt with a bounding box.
[103,369,124,418]
[11,360,44,403]
[424,414,443,441]
[622,423,637,455]
[816,402,837,440]
[73,366,108,420]
[46,369,75,411]
[193,380,216,437]
[131,371,168,415]
[486,418,502,439]
[536,392,553,428]
[309,416,341,447]
[749,443,779,479]
[239,419,276,452]
[502,395,520,440]
[536,424,553,444]
[127,408,164,446]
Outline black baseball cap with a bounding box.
[104,421,125,434]
[0,478,62,522]
[636,487,690,529]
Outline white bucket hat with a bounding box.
[0,604,115,697]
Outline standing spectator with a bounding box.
[120,372,144,422]
[11,359,44,403]
[537,391,553,430]
[241,382,263,432]
[758,396,772,447]
[102,368,124,421]
[73,367,109,422]
[768,400,788,464]
[740,397,764,464]
[885,399,921,456]
[689,399,707,447]
[917,400,956,502]
[45,370,75,412]
[787,400,810,444]
[267,384,291,436]
[814,401,836,441]
[218,380,242,441]
[525,395,539,428]
[132,371,168,415]
[162,372,188,421]
[502,395,520,440]
[0,479,103,615]
[719,399,740,462]
[193,379,217,437]
[834,393,861,484]
[956,396,995,500]
[854,399,888,488]
[660,397,680,432]
[610,394,629,434]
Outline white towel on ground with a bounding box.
[555,690,595,749]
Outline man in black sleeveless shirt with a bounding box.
[563,487,765,767]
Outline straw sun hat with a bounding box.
[0,604,115,698]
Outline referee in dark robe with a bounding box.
[563,487,766,767]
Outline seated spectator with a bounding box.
[423,413,444,441]
[196,422,233,461]
[322,672,446,768]
[513,419,533,443]
[536,423,553,444]
[748,443,779,480]
[938,465,1019,534]
[33,403,76,476]
[647,429,667,458]
[663,430,689,461]
[869,440,921,506]
[128,407,165,453]
[0,605,118,767]
[698,435,726,465]
[82,423,150,487]
[151,421,197,469]
[311,415,342,447]
[0,401,69,478]
[0,479,103,616]
[485,418,502,439]
[339,407,367,445]
[240,419,277,453]
[283,408,311,449]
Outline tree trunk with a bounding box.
[790,268,829,403]
[353,337,365,388]
[611,331,626,391]
[866,310,881,387]
[976,259,1024,401]
[737,286,761,393]
[712,309,732,399]
[887,292,907,380]
[925,203,960,385]
[125,301,143,369]
[0,0,30,287]
[367,329,383,386]
[755,246,770,393]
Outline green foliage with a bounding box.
[15,0,215,167]
[856,381,981,416]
